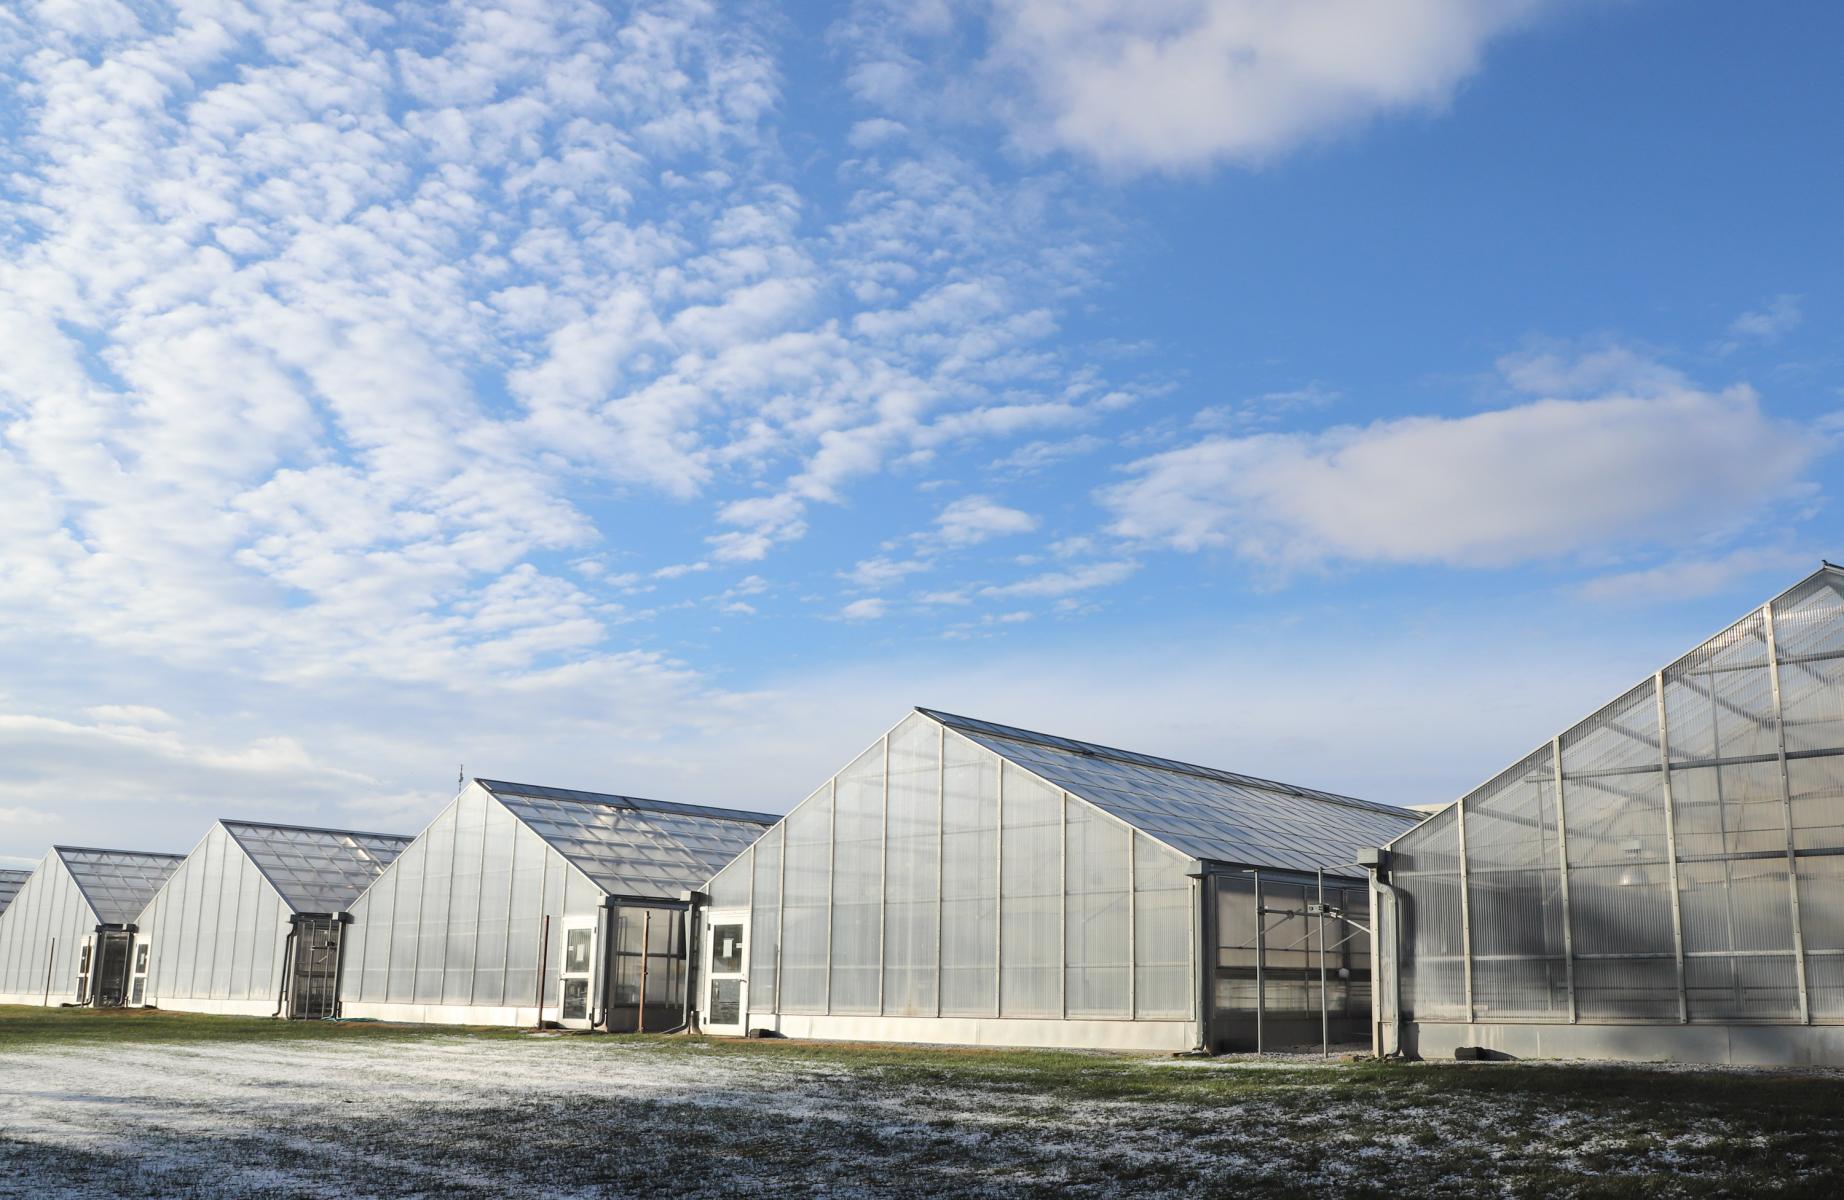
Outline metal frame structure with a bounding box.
[1374,566,1844,1065]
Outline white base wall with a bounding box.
[742,1011,1199,1053]
[339,1000,550,1027]
[1409,1020,1844,1067]
[148,996,281,1018]
[0,991,70,1007]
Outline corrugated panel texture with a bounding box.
[223,822,413,913]
[56,847,184,925]
[920,709,1419,872]
[480,780,776,901]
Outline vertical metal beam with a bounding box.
[934,722,944,1019]
[994,754,1005,1018]
[1126,828,1138,1020]
[775,821,787,1017]
[877,734,890,1017]
[1551,738,1578,1024]
[1654,670,1690,1024]
[1455,796,1475,1022]
[1317,869,1329,1059]
[1058,792,1068,1020]
[1763,602,1813,1024]
[824,774,837,1015]
[1253,871,1267,1054]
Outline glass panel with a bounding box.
[940,732,998,1016]
[1134,833,1193,1018]
[712,923,744,974]
[1065,801,1129,1018]
[750,827,782,1011]
[561,978,589,1021]
[708,849,753,910]
[134,943,150,972]
[564,927,594,974]
[1000,763,1060,1018]
[710,978,742,1026]
[830,742,885,1014]
[1465,749,1568,1020]
[779,785,833,1013]
[1390,806,1466,1020]
[883,714,940,1017]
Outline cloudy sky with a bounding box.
[1,0,1840,864]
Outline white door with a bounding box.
[558,916,599,1030]
[703,911,749,1036]
[129,940,152,1007]
[75,936,94,1004]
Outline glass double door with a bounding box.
[81,931,135,1008]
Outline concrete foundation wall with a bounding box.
[339,1000,546,1027]
[746,1011,1198,1053]
[1408,1020,1844,1067]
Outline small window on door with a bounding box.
[562,978,590,1021]
[564,927,593,973]
[710,979,742,1026]
[712,924,744,974]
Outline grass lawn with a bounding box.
[3,1004,1843,1197]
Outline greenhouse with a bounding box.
[0,847,184,1008]
[1373,565,1844,1066]
[339,778,775,1030]
[696,709,1418,1052]
[133,820,413,1018]
[0,869,27,916]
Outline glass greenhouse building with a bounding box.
[697,709,1419,1052]
[133,821,413,1018]
[339,779,775,1030]
[0,869,27,917]
[0,847,183,1008]
[1374,566,1844,1066]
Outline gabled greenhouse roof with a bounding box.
[54,846,185,925]
[1386,562,1844,853]
[478,779,777,901]
[0,868,28,915]
[921,709,1420,874]
[221,821,414,914]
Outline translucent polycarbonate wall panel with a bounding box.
[0,854,92,1000]
[1000,762,1061,1018]
[751,827,782,1010]
[1064,801,1130,1018]
[830,743,886,1014]
[940,731,998,1016]
[1133,833,1193,1018]
[1464,750,1567,1020]
[1391,807,1466,1020]
[135,825,289,1005]
[708,848,752,910]
[472,799,516,1006]
[779,785,832,1013]
[342,790,597,1016]
[1560,683,1679,1020]
[883,715,940,1017]
[1666,611,1801,1021]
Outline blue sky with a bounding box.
[1,0,1839,863]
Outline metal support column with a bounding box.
[1551,738,1578,1023]
[877,734,889,1016]
[1317,869,1329,1059]
[1764,602,1813,1024]
[994,755,1004,1018]
[1455,797,1475,1022]
[1253,869,1265,1054]
[824,775,836,1015]
[1654,670,1690,1023]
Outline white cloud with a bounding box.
[1103,367,1824,569]
[961,0,1551,172]
[981,561,1138,598]
[1575,548,1818,605]
[840,597,889,621]
[1725,294,1804,348]
[933,495,1040,546]
[845,556,935,589]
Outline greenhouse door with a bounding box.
[90,931,134,1008]
[703,911,748,1036]
[558,917,599,1030]
[289,917,343,1020]
[129,939,152,1007]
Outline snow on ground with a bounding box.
[1,1032,1839,1197]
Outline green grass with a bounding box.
[0,1003,521,1049]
